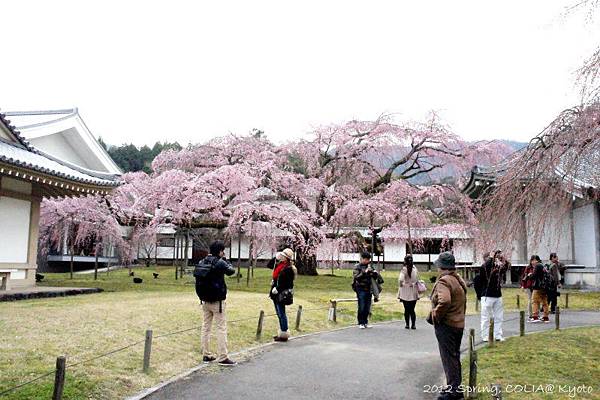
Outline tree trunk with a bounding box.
[236,232,242,283]
[94,244,99,280]
[296,249,318,275]
[174,234,179,280]
[69,242,74,280]
[247,237,253,287]
[407,216,413,256]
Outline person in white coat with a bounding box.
[398,255,420,329]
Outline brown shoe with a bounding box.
[274,336,288,342]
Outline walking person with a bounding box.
[352,251,382,328]
[547,253,563,314]
[520,257,536,319]
[194,240,237,366]
[429,252,467,400]
[479,250,509,342]
[398,255,419,329]
[527,255,550,323]
[269,248,297,342]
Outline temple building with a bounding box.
[0,109,120,290]
[463,164,600,287]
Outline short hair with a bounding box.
[549,252,557,260]
[360,251,372,260]
[530,254,541,262]
[209,241,225,256]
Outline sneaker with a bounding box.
[405,325,410,329]
[542,317,550,323]
[202,355,216,363]
[411,326,416,330]
[365,324,373,329]
[359,324,366,329]
[530,317,541,323]
[218,358,237,367]
[373,297,380,303]
[274,336,288,342]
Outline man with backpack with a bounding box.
[526,254,550,323]
[194,240,237,366]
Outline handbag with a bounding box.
[416,280,427,294]
[277,288,294,305]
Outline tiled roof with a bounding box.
[0,112,35,151]
[0,140,119,187]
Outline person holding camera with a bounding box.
[194,240,237,366]
[352,251,382,329]
[270,248,296,342]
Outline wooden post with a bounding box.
[492,383,502,399]
[475,298,479,312]
[174,235,179,280]
[565,293,569,309]
[468,350,477,399]
[328,300,337,323]
[555,306,560,330]
[143,329,153,373]
[295,305,303,331]
[488,318,494,346]
[516,294,520,309]
[520,310,525,337]
[256,310,264,340]
[236,233,242,284]
[469,329,475,350]
[52,356,66,400]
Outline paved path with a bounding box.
[144,310,600,400]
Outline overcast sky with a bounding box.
[1,1,598,146]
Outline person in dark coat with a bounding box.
[352,251,382,328]
[270,248,297,342]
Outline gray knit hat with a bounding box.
[434,252,456,270]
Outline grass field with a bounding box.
[1,265,598,399]
[462,327,600,399]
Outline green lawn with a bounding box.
[1,265,598,400]
[462,327,600,399]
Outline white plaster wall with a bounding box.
[384,241,407,263]
[30,132,92,170]
[453,240,475,263]
[0,196,31,263]
[574,204,599,268]
[526,204,572,262]
[154,245,193,260]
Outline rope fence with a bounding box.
[0,292,579,399]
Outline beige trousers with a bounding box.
[201,301,228,362]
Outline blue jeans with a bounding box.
[356,289,372,325]
[274,301,288,331]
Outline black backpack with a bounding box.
[540,265,556,292]
[194,257,226,302]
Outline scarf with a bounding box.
[273,260,289,280]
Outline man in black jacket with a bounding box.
[479,250,509,342]
[352,252,382,328]
[195,241,237,366]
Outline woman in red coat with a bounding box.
[269,248,297,342]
